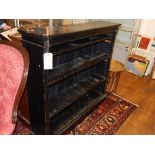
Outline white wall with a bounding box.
[139,19,155,37]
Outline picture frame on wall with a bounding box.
[150,39,155,51]
[131,48,155,75]
[136,36,154,51]
[125,54,149,76]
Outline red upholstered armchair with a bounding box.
[0,41,29,135]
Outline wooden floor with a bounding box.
[114,71,155,135]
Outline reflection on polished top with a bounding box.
[18,21,120,46]
[19,21,120,37]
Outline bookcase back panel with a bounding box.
[52,43,110,67]
[48,65,105,98]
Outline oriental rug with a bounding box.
[14,93,137,135]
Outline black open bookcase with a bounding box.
[19,21,120,134]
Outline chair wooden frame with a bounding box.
[0,40,29,124]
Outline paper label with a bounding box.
[43,53,53,70]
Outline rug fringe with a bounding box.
[111,93,139,107]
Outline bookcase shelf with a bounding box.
[52,34,112,56]
[18,21,120,134]
[50,90,105,135]
[48,51,109,86]
[49,74,106,118]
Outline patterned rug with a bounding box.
[14,93,137,135]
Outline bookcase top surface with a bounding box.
[19,21,120,46]
[19,21,120,36]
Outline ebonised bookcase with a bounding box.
[18,21,120,135]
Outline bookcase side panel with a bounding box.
[22,41,46,134]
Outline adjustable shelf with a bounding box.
[52,33,113,56]
[48,51,109,86]
[50,90,105,135]
[49,74,106,118]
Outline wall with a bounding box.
[139,19,155,37]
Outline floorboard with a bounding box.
[114,71,155,134]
